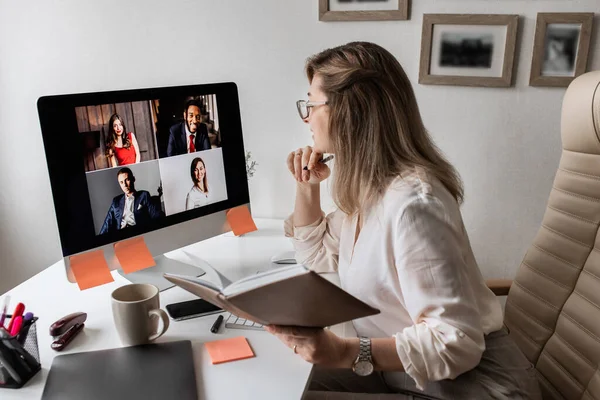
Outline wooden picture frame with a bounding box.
[529,13,594,87]
[319,0,409,22]
[419,14,519,87]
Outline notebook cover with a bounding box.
[205,336,255,364]
[227,271,380,327]
[165,270,380,328]
[41,340,197,400]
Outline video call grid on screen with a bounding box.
[38,83,249,257]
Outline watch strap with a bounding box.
[358,336,372,362]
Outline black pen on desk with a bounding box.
[210,314,224,334]
[303,155,334,171]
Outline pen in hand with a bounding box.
[303,155,334,171]
[210,314,224,334]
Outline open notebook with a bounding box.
[164,254,379,328]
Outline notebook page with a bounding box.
[163,273,223,293]
[222,264,308,297]
[182,250,232,288]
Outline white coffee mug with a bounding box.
[111,283,169,346]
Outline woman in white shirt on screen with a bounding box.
[185,157,210,210]
[265,42,541,399]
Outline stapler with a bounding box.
[49,312,87,351]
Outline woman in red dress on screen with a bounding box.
[105,113,141,167]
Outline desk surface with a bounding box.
[1,218,317,400]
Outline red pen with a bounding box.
[6,302,25,333]
[9,315,23,336]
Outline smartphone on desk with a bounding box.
[166,299,223,321]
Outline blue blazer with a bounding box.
[99,190,162,234]
[166,121,210,157]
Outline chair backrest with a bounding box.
[504,70,600,400]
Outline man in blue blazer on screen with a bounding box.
[166,99,211,156]
[99,168,163,234]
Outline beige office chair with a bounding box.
[487,70,600,400]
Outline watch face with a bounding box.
[353,360,374,376]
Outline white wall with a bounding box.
[1,0,598,294]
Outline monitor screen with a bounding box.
[38,82,249,257]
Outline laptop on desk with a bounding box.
[41,340,197,400]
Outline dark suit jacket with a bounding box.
[166,121,210,157]
[99,190,162,234]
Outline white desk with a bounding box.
[1,218,328,400]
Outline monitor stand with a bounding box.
[118,254,208,292]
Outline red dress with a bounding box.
[113,133,136,166]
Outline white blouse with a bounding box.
[186,186,210,210]
[284,169,503,389]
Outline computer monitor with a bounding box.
[37,82,249,290]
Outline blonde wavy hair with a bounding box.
[306,41,464,215]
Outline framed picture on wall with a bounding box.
[318,0,409,21]
[419,14,519,87]
[529,13,594,87]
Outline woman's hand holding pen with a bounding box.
[287,146,330,184]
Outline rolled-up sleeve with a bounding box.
[393,198,485,390]
[284,210,344,273]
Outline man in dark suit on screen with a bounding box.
[166,99,211,156]
[99,167,162,234]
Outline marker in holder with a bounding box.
[0,316,41,389]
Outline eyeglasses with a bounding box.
[296,100,328,120]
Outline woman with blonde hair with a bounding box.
[265,42,540,399]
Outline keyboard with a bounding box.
[224,313,265,331]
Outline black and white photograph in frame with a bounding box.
[319,0,409,21]
[330,0,397,12]
[529,13,594,87]
[431,25,506,78]
[542,23,581,77]
[439,32,494,69]
[419,14,518,87]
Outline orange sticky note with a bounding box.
[226,205,257,236]
[205,336,255,364]
[114,236,156,274]
[69,250,114,290]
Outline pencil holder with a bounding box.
[0,318,41,389]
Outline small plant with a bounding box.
[246,151,258,180]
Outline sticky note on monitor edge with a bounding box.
[114,236,156,274]
[205,336,255,364]
[226,205,258,236]
[69,249,114,290]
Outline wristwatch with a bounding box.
[352,336,374,376]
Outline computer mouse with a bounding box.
[270,251,297,265]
